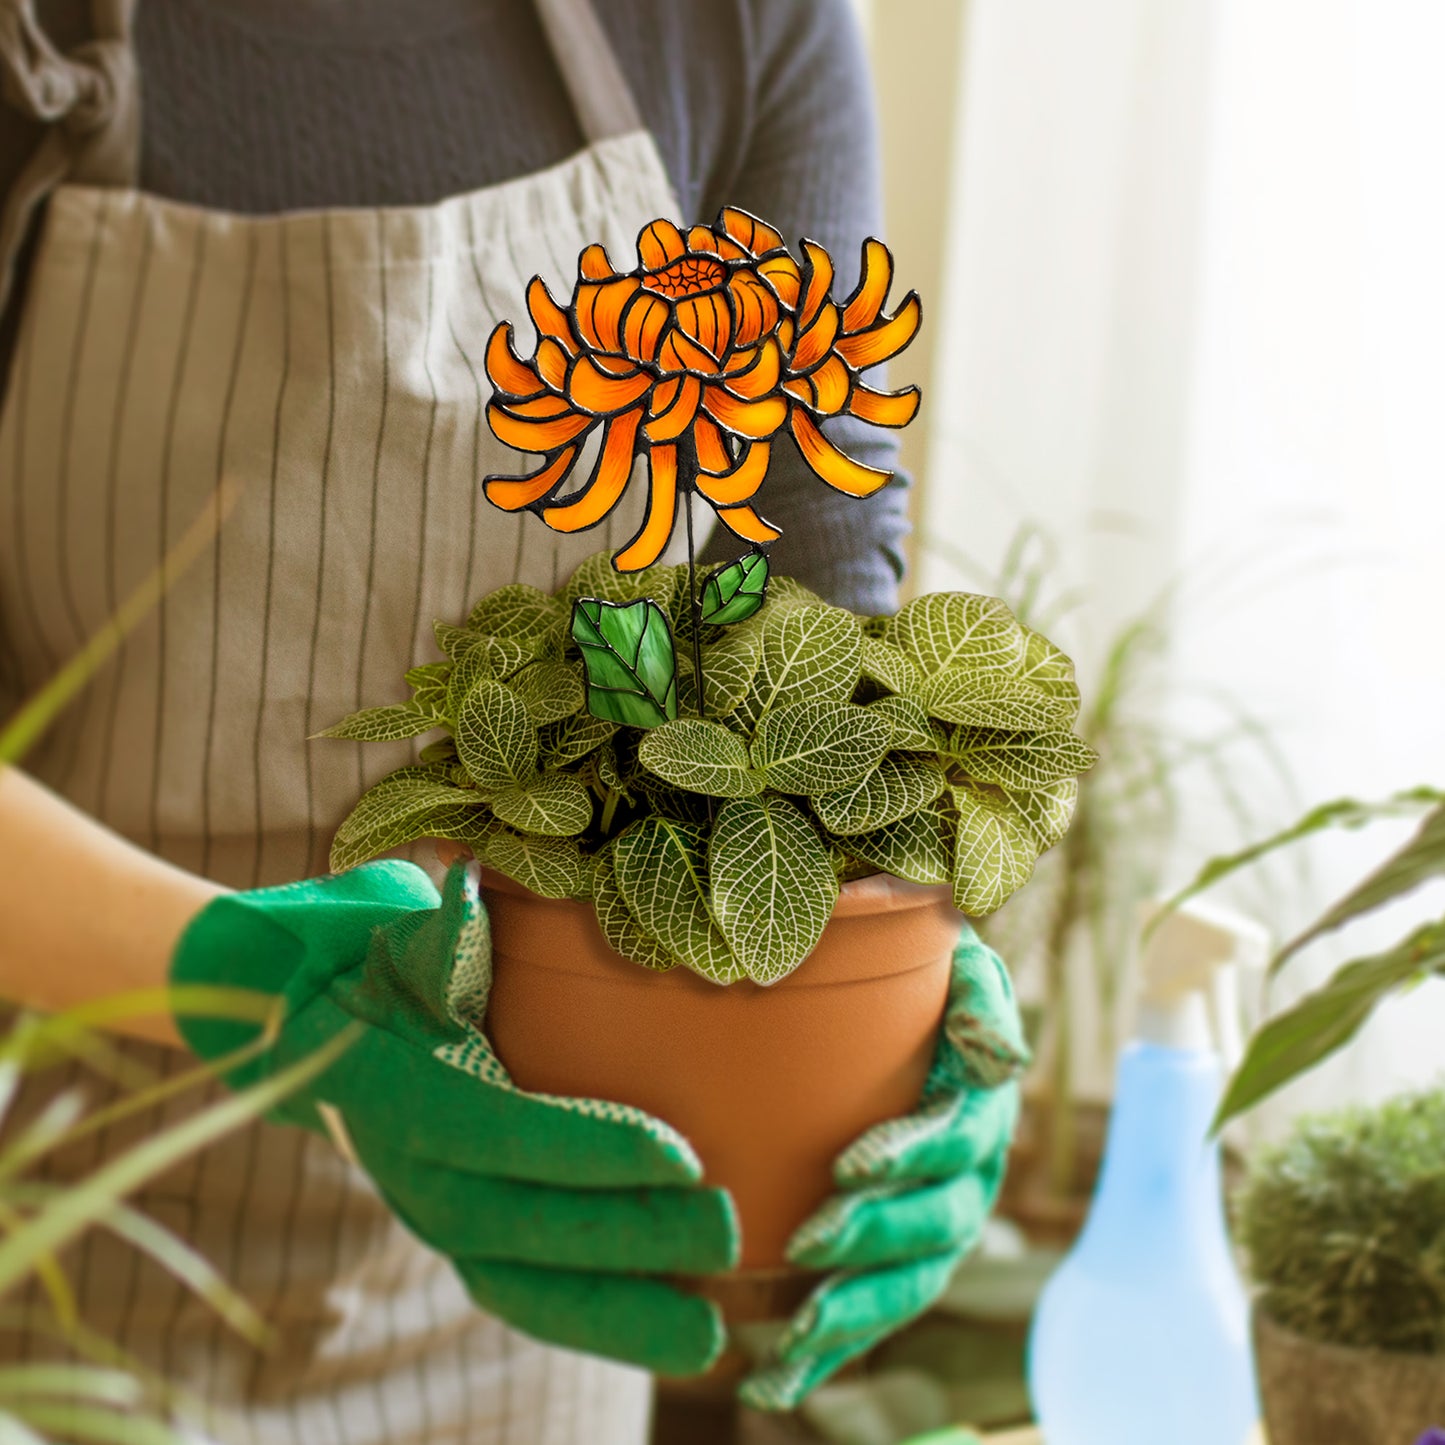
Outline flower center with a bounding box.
[640,254,727,300]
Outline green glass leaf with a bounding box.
[700,552,770,626]
[467,583,566,641]
[843,801,954,885]
[915,666,1076,730]
[885,593,1026,675]
[742,604,865,722]
[455,680,538,790]
[709,796,839,983]
[639,719,766,799]
[571,597,679,728]
[675,624,763,717]
[1000,776,1079,852]
[811,755,948,837]
[507,660,586,726]
[950,784,1039,916]
[859,636,922,695]
[613,818,741,982]
[948,727,1097,791]
[330,773,489,871]
[1215,919,1445,1126]
[314,702,441,742]
[489,773,594,837]
[592,848,678,972]
[482,831,594,899]
[866,695,937,751]
[751,699,891,795]
[538,710,618,766]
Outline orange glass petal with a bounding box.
[484,323,546,399]
[579,242,615,280]
[644,373,702,443]
[484,444,579,511]
[638,218,688,270]
[842,238,892,332]
[703,386,788,440]
[715,502,781,547]
[791,411,891,497]
[575,275,639,354]
[798,240,835,332]
[785,353,850,416]
[692,414,732,472]
[835,293,922,371]
[758,254,801,308]
[486,401,594,454]
[541,408,642,532]
[500,392,576,420]
[728,271,781,348]
[621,291,669,364]
[658,327,721,376]
[536,337,570,391]
[723,336,782,400]
[696,438,769,506]
[567,354,653,416]
[848,383,921,428]
[718,207,784,257]
[674,290,733,358]
[792,302,841,374]
[614,443,679,572]
[526,277,579,354]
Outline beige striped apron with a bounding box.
[0,0,704,1439]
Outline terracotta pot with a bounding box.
[1253,1306,1445,1445]
[479,869,961,1281]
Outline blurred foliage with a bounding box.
[1238,1087,1445,1354]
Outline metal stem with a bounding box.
[680,438,705,717]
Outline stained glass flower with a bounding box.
[483,208,921,571]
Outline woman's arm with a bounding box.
[0,766,224,1046]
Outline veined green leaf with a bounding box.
[745,605,864,720]
[1215,919,1445,1127]
[915,666,1075,730]
[489,773,593,837]
[406,661,452,710]
[751,700,890,795]
[709,797,838,983]
[613,819,740,982]
[595,742,633,797]
[482,832,594,899]
[591,849,677,972]
[455,681,537,790]
[860,636,922,694]
[843,802,953,884]
[767,576,828,610]
[949,727,1097,791]
[467,583,566,640]
[950,784,1038,916]
[538,710,617,766]
[675,625,762,717]
[314,702,441,742]
[572,598,679,728]
[812,756,948,836]
[999,777,1079,852]
[700,552,770,626]
[445,636,535,717]
[330,775,489,871]
[633,776,715,828]
[886,592,1026,675]
[507,660,585,726]
[639,720,765,798]
[418,737,459,765]
[564,553,687,615]
[434,620,483,662]
[1018,627,1082,707]
[866,694,937,751]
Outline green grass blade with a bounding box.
[0,1365,141,1407]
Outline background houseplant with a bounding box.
[1238,1087,1445,1443]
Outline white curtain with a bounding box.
[892,0,1445,1130]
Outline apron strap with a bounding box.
[531,0,646,144]
[0,0,139,312]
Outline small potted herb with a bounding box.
[322,211,1095,1272]
[1238,1089,1445,1444]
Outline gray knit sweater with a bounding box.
[4,0,910,610]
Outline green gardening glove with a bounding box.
[739,928,1028,1410]
[171,860,739,1376]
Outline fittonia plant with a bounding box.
[325,211,1096,983]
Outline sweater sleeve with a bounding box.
[695,0,911,614]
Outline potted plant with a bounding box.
[321,211,1096,1286]
[1237,1088,1445,1444]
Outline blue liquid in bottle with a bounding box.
[1028,1039,1258,1444]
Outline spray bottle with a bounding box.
[1027,903,1265,1444]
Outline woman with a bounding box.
[0,1,1019,1440]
